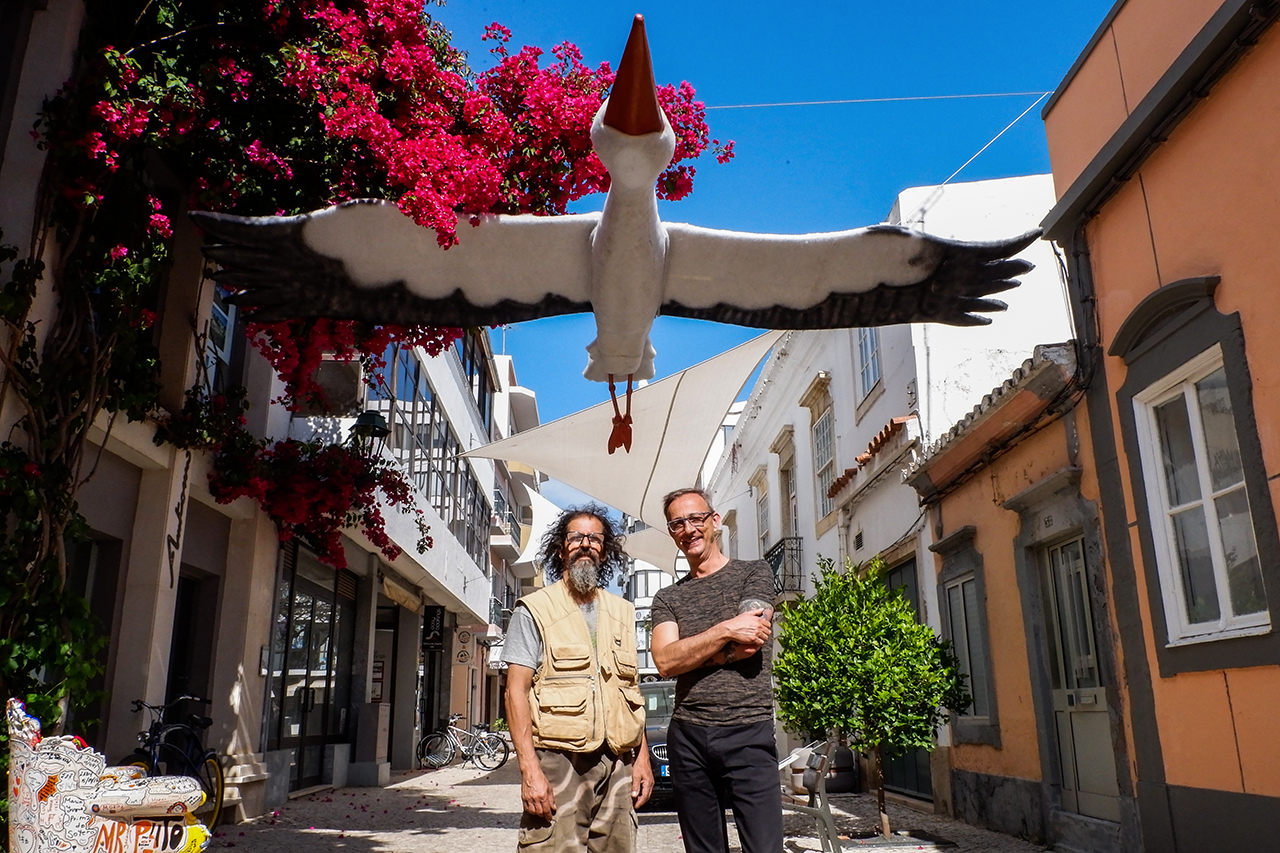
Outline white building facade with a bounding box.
[704,174,1073,801]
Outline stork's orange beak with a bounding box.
[603,15,665,136]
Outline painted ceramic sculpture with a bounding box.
[193,16,1038,453]
[7,699,210,853]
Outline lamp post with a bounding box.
[348,410,390,459]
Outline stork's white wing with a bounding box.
[660,221,1039,329]
[195,200,600,326]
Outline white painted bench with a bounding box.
[7,699,211,853]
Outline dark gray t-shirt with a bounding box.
[650,559,776,726]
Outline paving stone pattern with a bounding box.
[221,762,1050,853]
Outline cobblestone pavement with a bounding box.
[220,761,1050,853]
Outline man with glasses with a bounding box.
[502,505,654,853]
[650,488,781,853]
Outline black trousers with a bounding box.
[667,717,784,853]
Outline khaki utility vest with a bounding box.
[519,580,645,754]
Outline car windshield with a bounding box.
[640,682,675,723]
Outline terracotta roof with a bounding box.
[903,343,1077,499]
[825,415,915,500]
[856,416,914,466]
[827,467,857,498]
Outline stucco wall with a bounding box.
[1043,0,1219,195]
[932,419,1077,784]
[1049,9,1280,800]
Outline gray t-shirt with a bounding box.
[501,599,598,671]
[650,559,777,726]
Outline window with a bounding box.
[635,610,652,670]
[946,576,991,719]
[858,327,882,398]
[933,527,998,745]
[453,330,494,430]
[780,466,797,537]
[756,490,769,556]
[812,407,836,518]
[1133,345,1268,642]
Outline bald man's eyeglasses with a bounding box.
[666,511,714,534]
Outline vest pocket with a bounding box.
[549,643,592,670]
[612,650,639,682]
[533,678,594,746]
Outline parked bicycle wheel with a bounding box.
[417,732,454,768]
[193,754,225,828]
[472,733,509,771]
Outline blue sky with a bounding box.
[432,1,1115,426]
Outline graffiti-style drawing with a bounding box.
[6,700,211,853]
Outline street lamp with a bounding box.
[348,410,390,459]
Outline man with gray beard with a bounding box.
[502,505,653,853]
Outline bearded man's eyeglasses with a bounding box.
[666,511,714,534]
[566,532,605,548]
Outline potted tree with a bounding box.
[774,556,969,839]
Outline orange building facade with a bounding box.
[908,2,1280,850]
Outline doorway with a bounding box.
[1040,538,1120,822]
[266,548,356,791]
[881,558,933,800]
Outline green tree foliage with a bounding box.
[774,555,969,838]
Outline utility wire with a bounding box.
[936,93,1049,186]
[901,92,1050,226]
[705,91,1051,110]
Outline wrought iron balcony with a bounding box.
[764,537,804,594]
[489,596,512,631]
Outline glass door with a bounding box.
[267,548,355,791]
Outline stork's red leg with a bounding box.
[607,374,634,455]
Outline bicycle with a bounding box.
[416,714,509,771]
[120,694,225,828]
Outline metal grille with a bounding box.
[765,537,804,594]
[650,744,668,762]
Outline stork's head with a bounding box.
[591,15,676,190]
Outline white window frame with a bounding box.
[857,327,882,398]
[1132,344,1270,645]
[812,407,836,518]
[756,490,769,556]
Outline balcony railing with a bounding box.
[764,537,804,594]
[489,596,512,631]
[492,489,523,544]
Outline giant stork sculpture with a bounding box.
[194,15,1039,453]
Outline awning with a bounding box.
[464,331,783,574]
[380,571,423,613]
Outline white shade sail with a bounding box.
[623,525,683,576]
[512,485,566,574]
[465,331,783,574]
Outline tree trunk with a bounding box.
[871,743,891,838]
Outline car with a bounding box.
[640,680,676,794]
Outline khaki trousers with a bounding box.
[517,747,636,853]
